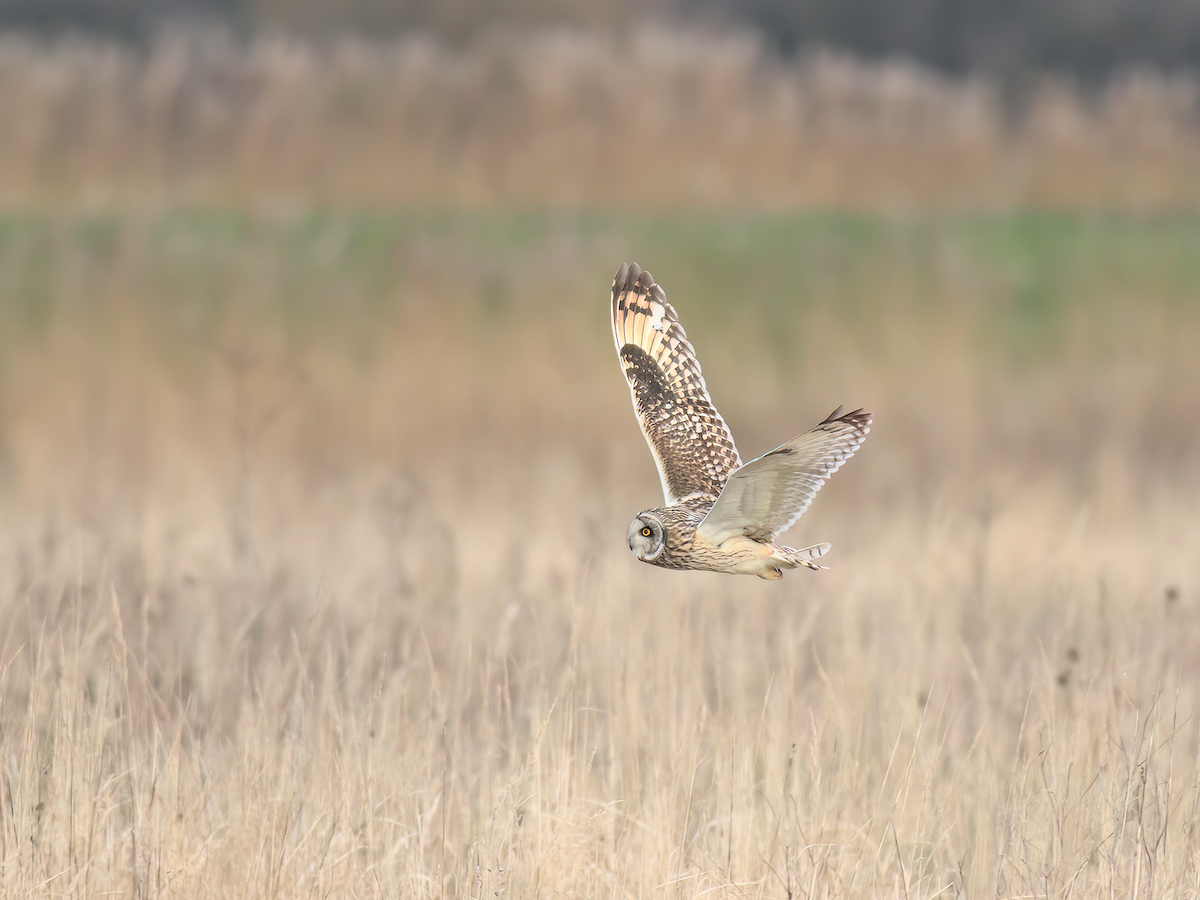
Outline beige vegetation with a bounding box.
[1,212,1199,897]
[0,28,1199,209]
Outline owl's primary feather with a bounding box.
[612,262,742,505]
[612,262,870,579]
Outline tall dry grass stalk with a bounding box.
[1,212,1199,897]
[0,28,1198,210]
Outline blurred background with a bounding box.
[1,3,1199,897]
[2,0,1196,559]
[0,0,1197,207]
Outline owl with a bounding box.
[612,262,870,580]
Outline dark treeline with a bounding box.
[1,0,1198,81]
[720,0,1200,81]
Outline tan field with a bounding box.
[1,209,1198,898]
[1,30,1199,211]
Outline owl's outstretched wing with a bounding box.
[612,262,742,506]
[695,407,871,545]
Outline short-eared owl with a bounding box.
[612,263,870,580]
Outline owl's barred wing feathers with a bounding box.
[695,407,871,545]
[612,263,742,505]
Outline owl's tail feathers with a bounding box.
[783,542,831,571]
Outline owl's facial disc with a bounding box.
[627,514,665,561]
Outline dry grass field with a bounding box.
[1,210,1199,898]
[1,30,1199,210]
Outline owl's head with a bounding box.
[627,512,666,561]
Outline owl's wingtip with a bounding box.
[822,406,872,436]
[613,262,637,294]
[613,262,657,298]
[614,262,631,289]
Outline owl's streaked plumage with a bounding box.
[612,262,870,580]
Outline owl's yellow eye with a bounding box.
[641,526,653,537]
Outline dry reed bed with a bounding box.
[1,213,1199,897]
[0,29,1199,209]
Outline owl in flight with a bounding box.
[612,263,870,580]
